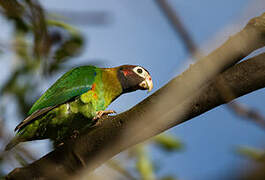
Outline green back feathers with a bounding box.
[28,66,99,115]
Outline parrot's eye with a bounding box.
[137,68,143,74]
[133,66,149,79]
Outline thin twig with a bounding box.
[155,0,200,58]
[216,77,265,129]
[228,102,265,129]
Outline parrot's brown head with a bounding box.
[117,65,153,93]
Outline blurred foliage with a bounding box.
[237,146,265,163]
[103,133,183,179]
[0,0,85,176]
[153,134,183,152]
[136,145,155,180]
[0,0,84,117]
[46,20,84,74]
[106,159,137,180]
[126,134,182,180]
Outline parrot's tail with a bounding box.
[5,136,21,151]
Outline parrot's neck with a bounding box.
[101,69,123,109]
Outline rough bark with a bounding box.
[6,13,265,180]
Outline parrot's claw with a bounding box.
[57,142,64,147]
[71,130,80,139]
[93,110,116,121]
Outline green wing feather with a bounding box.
[29,66,98,115]
[14,66,99,132]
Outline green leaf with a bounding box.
[47,19,84,73]
[153,134,183,152]
[53,35,83,62]
[136,146,155,180]
[237,146,265,162]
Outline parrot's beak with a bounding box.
[139,74,153,92]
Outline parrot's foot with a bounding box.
[71,130,80,139]
[93,110,116,120]
[57,142,64,147]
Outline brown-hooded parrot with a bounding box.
[5,65,153,150]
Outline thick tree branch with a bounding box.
[6,13,265,179]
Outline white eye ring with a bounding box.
[133,66,148,78]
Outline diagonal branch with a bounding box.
[155,0,199,56]
[6,13,265,180]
